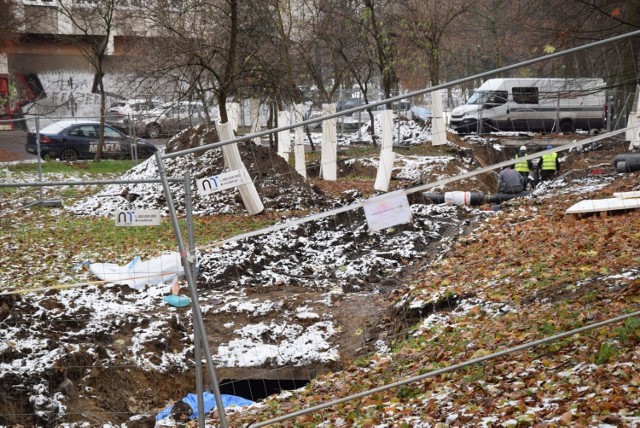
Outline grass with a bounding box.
[1,160,148,200]
[6,208,283,260]
[5,159,142,176]
[1,160,291,292]
[2,206,285,292]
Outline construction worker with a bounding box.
[539,145,560,182]
[496,166,523,194]
[514,145,535,190]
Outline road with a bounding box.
[0,130,35,162]
[0,129,167,163]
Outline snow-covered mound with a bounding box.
[68,129,328,217]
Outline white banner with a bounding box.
[362,190,412,232]
[115,209,162,226]
[196,170,245,195]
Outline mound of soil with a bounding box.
[68,126,331,217]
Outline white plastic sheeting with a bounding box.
[90,252,184,291]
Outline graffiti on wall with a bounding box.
[0,74,12,130]
[21,70,104,120]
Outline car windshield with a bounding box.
[468,90,508,105]
[104,126,125,138]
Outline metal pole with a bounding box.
[556,95,560,133]
[396,99,400,145]
[0,178,183,188]
[154,152,228,427]
[35,117,43,202]
[184,172,205,428]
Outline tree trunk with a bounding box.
[94,61,105,162]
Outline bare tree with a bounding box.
[293,0,363,105]
[361,0,399,106]
[331,1,381,143]
[396,0,474,87]
[55,0,117,162]
[134,0,269,125]
[0,0,21,45]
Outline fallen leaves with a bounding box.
[227,172,640,426]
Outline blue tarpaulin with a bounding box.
[156,392,254,421]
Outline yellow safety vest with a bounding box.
[514,154,529,173]
[541,153,558,171]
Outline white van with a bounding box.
[449,78,606,134]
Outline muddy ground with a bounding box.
[0,127,631,427]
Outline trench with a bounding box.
[218,378,310,402]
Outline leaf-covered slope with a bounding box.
[228,173,640,427]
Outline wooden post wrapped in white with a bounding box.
[321,103,337,180]
[374,110,395,192]
[215,120,264,215]
[431,89,447,146]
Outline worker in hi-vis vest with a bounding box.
[539,145,560,182]
[514,145,535,190]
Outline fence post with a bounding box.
[155,152,228,427]
[183,171,206,428]
[35,116,43,202]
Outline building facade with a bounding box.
[1,0,147,130]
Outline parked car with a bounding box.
[303,108,324,131]
[106,98,164,133]
[336,98,366,112]
[410,105,433,124]
[25,120,158,161]
[133,101,218,138]
[376,100,412,112]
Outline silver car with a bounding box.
[106,99,163,133]
[133,101,219,138]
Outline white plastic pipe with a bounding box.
[380,109,393,151]
[374,110,395,191]
[374,150,396,192]
[293,108,307,179]
[627,85,640,150]
[249,98,261,145]
[227,102,240,132]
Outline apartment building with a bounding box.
[1,0,148,129]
